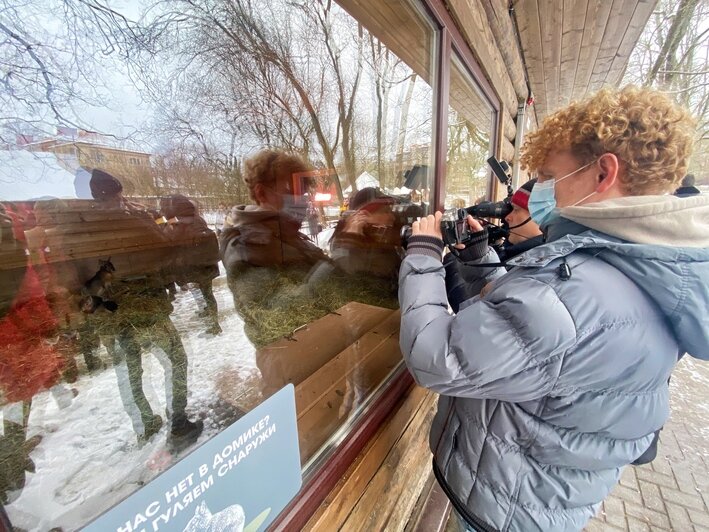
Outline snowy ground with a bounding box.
[3,267,264,531]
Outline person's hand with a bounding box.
[411,211,443,240]
[465,215,484,232]
[342,210,370,235]
[453,215,485,249]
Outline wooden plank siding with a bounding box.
[571,0,615,102]
[597,0,656,91]
[560,0,586,108]
[303,385,438,531]
[479,0,529,103]
[500,136,515,164]
[335,0,657,153]
[539,0,564,122]
[446,0,521,131]
[587,0,638,91]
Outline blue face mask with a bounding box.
[528,160,598,227]
[528,179,558,227]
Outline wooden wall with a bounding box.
[303,385,440,531]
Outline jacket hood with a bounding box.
[507,195,709,360]
[559,194,709,247]
[229,204,302,229]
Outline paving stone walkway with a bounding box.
[586,356,709,532]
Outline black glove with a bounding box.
[456,227,489,262]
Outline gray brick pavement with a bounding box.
[586,356,709,531]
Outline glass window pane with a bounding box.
[444,54,496,210]
[0,0,435,528]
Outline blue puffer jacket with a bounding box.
[398,195,709,531]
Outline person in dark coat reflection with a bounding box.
[84,170,203,445]
[160,194,222,335]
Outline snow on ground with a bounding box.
[5,268,260,531]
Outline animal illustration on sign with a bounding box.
[182,501,245,532]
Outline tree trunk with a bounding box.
[395,74,417,187]
[645,0,701,87]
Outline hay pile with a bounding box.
[228,263,398,348]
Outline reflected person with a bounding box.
[329,187,411,284]
[219,150,405,404]
[84,170,203,444]
[219,149,331,350]
[220,150,337,398]
[160,194,222,336]
[0,204,66,503]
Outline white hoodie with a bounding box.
[560,194,709,248]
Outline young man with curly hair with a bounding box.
[398,87,709,531]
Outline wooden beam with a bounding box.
[479,0,529,103]
[514,0,548,120]
[588,0,640,92]
[500,137,515,166]
[259,303,393,394]
[538,0,563,113]
[407,474,451,532]
[303,385,431,530]
[338,391,438,530]
[272,369,416,531]
[503,109,517,142]
[604,0,657,86]
[297,333,403,463]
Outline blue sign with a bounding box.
[83,385,302,532]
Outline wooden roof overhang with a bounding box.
[514,0,658,122]
[336,0,660,158]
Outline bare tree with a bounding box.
[623,0,709,180]
[136,0,346,194]
[290,0,364,191]
[0,0,158,144]
[367,35,404,189]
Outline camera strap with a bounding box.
[460,259,508,268]
[507,217,532,230]
[448,246,508,268]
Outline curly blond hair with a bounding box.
[243,149,312,201]
[520,86,696,195]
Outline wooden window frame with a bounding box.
[425,0,501,211]
[269,1,502,530]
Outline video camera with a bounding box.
[400,156,514,248]
[462,157,514,220]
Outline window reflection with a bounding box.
[445,54,495,209]
[0,0,436,528]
